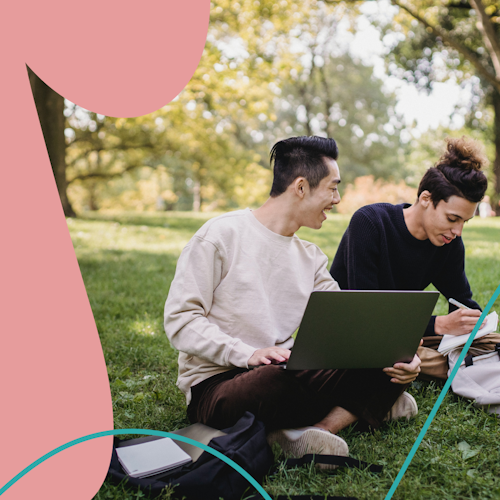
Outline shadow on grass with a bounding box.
[77,248,180,370]
[78,211,214,233]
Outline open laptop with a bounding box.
[284,290,439,370]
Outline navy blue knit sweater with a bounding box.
[330,203,480,336]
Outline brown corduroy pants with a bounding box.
[187,365,407,431]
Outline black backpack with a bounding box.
[108,412,274,500]
[107,412,377,500]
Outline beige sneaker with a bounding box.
[384,392,418,422]
[267,426,349,465]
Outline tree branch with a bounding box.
[469,0,500,79]
[391,0,500,92]
[297,82,314,136]
[231,122,256,151]
[66,140,164,167]
[68,162,149,184]
[319,63,335,137]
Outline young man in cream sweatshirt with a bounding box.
[164,136,421,457]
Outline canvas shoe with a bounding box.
[384,391,418,422]
[267,426,348,468]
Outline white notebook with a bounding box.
[116,437,192,479]
[438,311,499,356]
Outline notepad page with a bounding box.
[438,311,499,355]
[116,437,192,478]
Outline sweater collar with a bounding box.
[245,208,296,245]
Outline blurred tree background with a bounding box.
[29,0,500,216]
[377,0,500,211]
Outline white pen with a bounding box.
[449,298,471,310]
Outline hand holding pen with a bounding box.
[434,297,485,336]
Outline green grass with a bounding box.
[66,211,500,500]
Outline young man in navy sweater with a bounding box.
[331,137,490,378]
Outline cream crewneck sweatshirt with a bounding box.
[164,208,340,403]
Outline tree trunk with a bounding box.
[297,83,313,136]
[27,67,76,217]
[493,90,500,215]
[87,181,99,211]
[319,64,335,138]
[193,180,201,212]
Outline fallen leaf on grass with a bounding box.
[458,441,480,460]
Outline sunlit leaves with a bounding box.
[65,0,409,212]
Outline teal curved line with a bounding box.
[384,283,500,500]
[0,428,272,499]
[8,292,499,500]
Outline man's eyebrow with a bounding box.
[332,178,341,184]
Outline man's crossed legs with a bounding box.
[187,365,412,457]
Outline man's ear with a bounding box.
[419,190,432,208]
[293,177,307,199]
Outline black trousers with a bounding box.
[187,365,407,431]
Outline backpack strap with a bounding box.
[247,494,358,499]
[283,454,382,473]
[247,494,358,500]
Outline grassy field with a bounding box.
[67,211,500,500]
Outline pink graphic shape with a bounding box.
[0,1,209,499]
[25,0,210,117]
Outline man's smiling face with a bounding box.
[422,195,477,246]
[300,157,341,230]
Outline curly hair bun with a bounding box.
[437,136,488,172]
[417,136,488,204]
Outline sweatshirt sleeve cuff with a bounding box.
[227,340,257,368]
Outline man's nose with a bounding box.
[451,223,464,237]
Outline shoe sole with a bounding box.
[267,428,349,469]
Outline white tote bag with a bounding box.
[448,347,500,416]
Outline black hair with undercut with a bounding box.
[418,136,488,207]
[269,136,339,197]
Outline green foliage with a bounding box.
[382,0,499,95]
[386,3,479,86]
[65,1,408,213]
[67,211,500,500]
[377,0,500,206]
[277,50,406,184]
